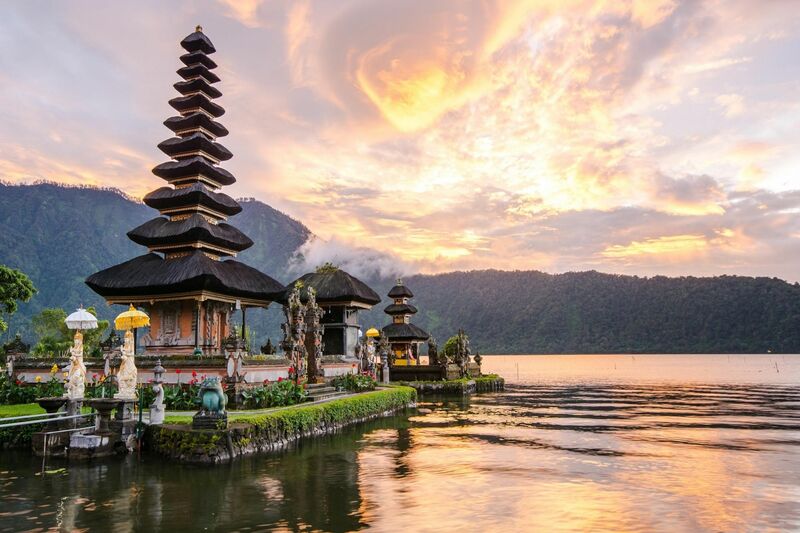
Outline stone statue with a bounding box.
[427,336,438,365]
[455,329,471,378]
[64,332,87,400]
[474,352,483,375]
[196,376,227,414]
[115,330,138,400]
[5,353,13,378]
[377,335,390,383]
[150,360,165,426]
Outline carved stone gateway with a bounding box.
[305,288,325,383]
[282,284,308,382]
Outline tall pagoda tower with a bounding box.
[381,279,429,365]
[87,27,285,355]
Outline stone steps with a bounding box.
[305,384,347,402]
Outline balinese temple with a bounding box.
[86,27,285,355]
[281,266,380,358]
[381,279,429,366]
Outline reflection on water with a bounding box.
[0,355,798,532]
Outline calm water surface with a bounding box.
[1,354,799,532]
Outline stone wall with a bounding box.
[144,387,416,465]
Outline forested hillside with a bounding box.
[376,270,800,354]
[2,183,799,354]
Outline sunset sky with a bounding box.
[1,0,799,280]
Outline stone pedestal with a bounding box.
[192,412,228,430]
[149,405,165,425]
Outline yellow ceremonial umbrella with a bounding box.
[114,304,150,330]
[365,327,380,338]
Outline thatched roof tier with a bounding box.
[164,113,229,138]
[173,78,222,99]
[152,156,235,187]
[180,50,217,69]
[381,323,430,342]
[143,184,242,217]
[279,269,380,307]
[169,94,225,118]
[128,214,252,253]
[86,252,284,302]
[176,64,220,84]
[181,28,216,54]
[157,133,232,162]
[388,284,414,298]
[383,303,418,315]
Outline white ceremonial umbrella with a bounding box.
[65,306,98,331]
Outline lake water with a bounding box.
[1,354,799,532]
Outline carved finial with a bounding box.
[196,25,203,32]
[396,278,403,285]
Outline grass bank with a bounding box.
[146,386,416,464]
[391,374,505,395]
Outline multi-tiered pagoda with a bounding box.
[382,279,429,365]
[87,27,285,355]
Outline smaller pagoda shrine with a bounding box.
[280,265,380,361]
[381,279,429,366]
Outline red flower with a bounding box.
[288,366,295,374]
[278,377,283,382]
[15,380,22,385]
[175,369,182,374]
[191,370,197,378]
[92,373,98,381]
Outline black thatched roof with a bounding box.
[177,64,220,84]
[384,303,418,315]
[128,215,252,253]
[86,251,284,302]
[278,269,380,306]
[152,157,236,187]
[180,51,217,69]
[164,113,229,138]
[143,184,242,216]
[181,29,216,54]
[158,133,232,162]
[174,78,222,99]
[382,323,429,342]
[169,94,225,118]
[388,284,414,298]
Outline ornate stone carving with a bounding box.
[427,336,439,366]
[282,283,308,382]
[305,287,324,382]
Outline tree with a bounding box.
[82,307,109,358]
[0,265,36,334]
[443,335,459,358]
[32,308,70,357]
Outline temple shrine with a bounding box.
[381,280,430,366]
[86,27,285,355]
[281,266,380,359]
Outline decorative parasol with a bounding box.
[65,306,98,330]
[365,327,380,338]
[114,304,150,330]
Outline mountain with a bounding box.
[2,182,799,354]
[0,182,311,340]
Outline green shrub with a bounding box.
[331,373,376,392]
[240,379,306,409]
[0,374,64,404]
